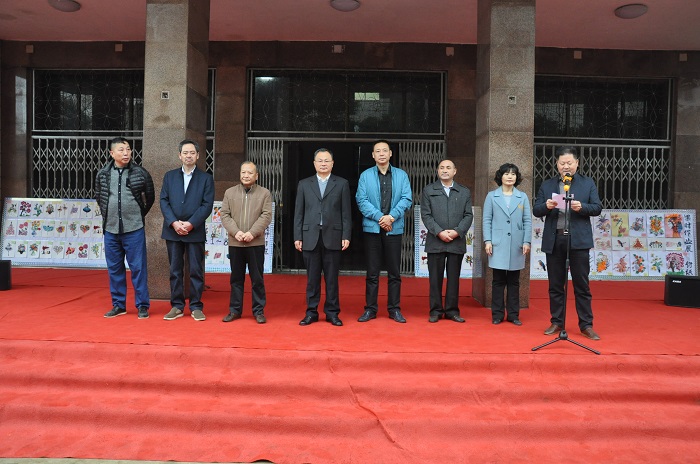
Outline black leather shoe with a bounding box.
[223,312,241,322]
[544,323,562,335]
[429,313,441,323]
[255,313,267,324]
[389,310,406,323]
[492,319,502,325]
[299,314,319,326]
[509,319,522,326]
[326,317,343,326]
[445,314,465,323]
[358,311,377,322]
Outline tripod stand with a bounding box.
[532,182,600,355]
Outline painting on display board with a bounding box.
[1,198,275,274]
[2,198,105,268]
[529,209,696,279]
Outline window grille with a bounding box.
[534,76,671,209]
[399,141,446,274]
[31,69,216,198]
[247,138,285,271]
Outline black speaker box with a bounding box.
[664,275,700,308]
[0,260,11,291]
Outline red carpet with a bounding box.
[1,268,699,463]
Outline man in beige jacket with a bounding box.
[220,161,273,324]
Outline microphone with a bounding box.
[563,173,572,192]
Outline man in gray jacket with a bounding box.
[420,160,473,323]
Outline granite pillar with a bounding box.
[473,0,535,309]
[142,0,210,300]
[675,77,700,269]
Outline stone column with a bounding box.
[676,76,700,268]
[142,0,210,300]
[473,0,535,309]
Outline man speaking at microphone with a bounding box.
[533,146,602,340]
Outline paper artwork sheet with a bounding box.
[648,251,664,276]
[593,212,611,237]
[611,212,629,237]
[612,237,630,251]
[630,252,648,276]
[4,219,17,237]
[3,240,16,258]
[647,213,665,237]
[628,213,647,237]
[40,241,53,259]
[594,236,612,250]
[80,202,95,219]
[665,252,686,275]
[664,213,683,238]
[52,242,66,259]
[594,251,612,276]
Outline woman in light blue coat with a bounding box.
[483,163,531,325]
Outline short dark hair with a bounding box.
[372,139,391,151]
[314,148,334,160]
[179,139,200,153]
[109,137,130,151]
[555,146,579,160]
[494,163,523,187]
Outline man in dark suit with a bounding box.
[533,146,602,340]
[421,159,473,323]
[160,139,215,322]
[294,148,352,326]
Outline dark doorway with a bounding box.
[283,141,397,272]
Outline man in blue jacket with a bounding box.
[533,146,602,340]
[160,139,215,322]
[356,140,413,323]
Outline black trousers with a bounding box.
[364,231,402,314]
[545,235,593,331]
[165,240,205,311]
[228,245,266,316]
[303,233,341,318]
[491,268,520,321]
[427,252,464,316]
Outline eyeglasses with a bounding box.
[314,159,333,164]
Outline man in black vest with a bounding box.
[95,137,155,319]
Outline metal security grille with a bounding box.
[31,136,143,199]
[534,76,672,209]
[247,138,285,270]
[398,140,446,274]
[31,69,216,198]
[533,143,670,209]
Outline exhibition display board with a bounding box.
[413,206,696,279]
[1,198,274,274]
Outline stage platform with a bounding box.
[0,268,699,463]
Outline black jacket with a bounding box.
[95,160,155,229]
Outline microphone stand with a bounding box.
[532,179,600,355]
